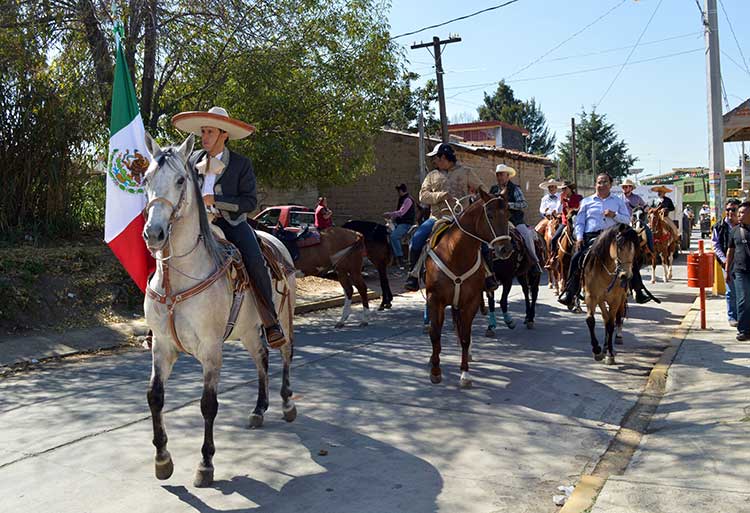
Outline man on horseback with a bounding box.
[492,164,541,270]
[538,179,563,218]
[404,142,487,292]
[172,107,287,348]
[651,185,681,241]
[547,180,582,268]
[558,172,653,308]
[384,183,416,268]
[620,178,654,253]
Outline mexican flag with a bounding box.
[104,38,155,292]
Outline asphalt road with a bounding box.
[0,258,695,513]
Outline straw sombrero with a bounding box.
[172,106,255,140]
[650,185,672,194]
[538,178,563,190]
[495,164,517,177]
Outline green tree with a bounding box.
[557,109,636,184]
[477,81,556,156]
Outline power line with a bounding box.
[390,0,521,40]
[721,50,750,79]
[595,0,664,108]
[543,31,701,62]
[504,0,628,80]
[718,0,750,77]
[445,48,703,96]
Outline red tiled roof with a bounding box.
[448,120,529,135]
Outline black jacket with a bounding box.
[189,149,257,224]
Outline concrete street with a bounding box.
[0,256,700,512]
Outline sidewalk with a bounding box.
[577,294,750,512]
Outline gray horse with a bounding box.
[141,133,296,487]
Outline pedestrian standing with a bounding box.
[725,201,750,340]
[712,198,741,326]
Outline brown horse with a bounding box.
[343,220,394,311]
[425,189,513,387]
[648,209,678,283]
[253,222,369,327]
[542,214,561,291]
[582,225,639,365]
[555,209,578,292]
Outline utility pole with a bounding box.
[742,142,747,198]
[704,0,725,221]
[571,117,578,187]
[591,140,596,177]
[411,35,462,143]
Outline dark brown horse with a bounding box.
[343,220,394,311]
[484,228,543,335]
[425,189,513,387]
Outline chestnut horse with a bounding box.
[648,209,678,283]
[342,220,394,311]
[425,190,513,387]
[582,225,639,365]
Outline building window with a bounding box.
[683,182,695,194]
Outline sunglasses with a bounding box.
[726,208,737,212]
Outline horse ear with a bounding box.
[177,134,195,161]
[479,188,492,202]
[144,131,161,158]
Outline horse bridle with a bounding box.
[447,195,511,248]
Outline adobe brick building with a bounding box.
[257,129,553,224]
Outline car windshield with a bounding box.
[289,211,315,227]
[258,209,281,227]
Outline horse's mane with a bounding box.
[343,220,389,243]
[589,224,639,263]
[163,147,225,269]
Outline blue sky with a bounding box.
[387,0,750,177]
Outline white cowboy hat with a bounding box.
[620,178,637,187]
[538,178,563,190]
[495,164,516,177]
[172,106,255,140]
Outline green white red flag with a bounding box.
[104,36,155,292]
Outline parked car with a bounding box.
[253,205,315,234]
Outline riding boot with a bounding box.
[248,275,289,349]
[481,244,498,291]
[404,246,421,291]
[558,269,580,310]
[630,266,653,305]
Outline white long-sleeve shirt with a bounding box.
[539,193,561,217]
[574,193,631,241]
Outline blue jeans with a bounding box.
[410,218,436,256]
[390,223,411,258]
[726,274,737,322]
[732,270,750,334]
[645,226,654,252]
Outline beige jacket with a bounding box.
[419,162,486,218]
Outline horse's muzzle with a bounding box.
[494,240,513,260]
[143,222,168,251]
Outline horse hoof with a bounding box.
[459,378,473,389]
[193,466,214,488]
[605,355,616,365]
[485,328,495,338]
[155,453,174,480]
[593,351,605,362]
[249,413,264,429]
[615,336,624,345]
[335,322,345,329]
[430,372,442,384]
[526,321,534,329]
[283,405,297,423]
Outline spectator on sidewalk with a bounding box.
[384,184,415,268]
[314,197,333,230]
[712,198,741,326]
[726,201,750,341]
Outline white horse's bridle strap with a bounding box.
[427,247,483,308]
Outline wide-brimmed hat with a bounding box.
[651,185,672,194]
[538,178,563,190]
[621,178,637,187]
[561,180,576,189]
[495,164,516,177]
[395,183,407,192]
[426,142,455,159]
[172,106,255,140]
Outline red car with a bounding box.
[253,205,315,234]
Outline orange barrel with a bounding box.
[688,252,715,288]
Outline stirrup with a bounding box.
[265,324,288,349]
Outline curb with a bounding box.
[559,296,700,513]
[294,290,380,315]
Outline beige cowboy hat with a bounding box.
[538,178,563,190]
[495,164,517,177]
[172,106,255,140]
[650,185,672,194]
[621,178,637,187]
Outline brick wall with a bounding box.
[256,130,552,225]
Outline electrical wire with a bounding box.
[595,0,664,108]
[391,0,521,40]
[543,31,701,63]
[718,0,750,77]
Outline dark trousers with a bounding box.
[563,231,646,296]
[215,218,277,320]
[550,224,565,256]
[732,270,750,335]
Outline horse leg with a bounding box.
[585,295,603,360]
[428,295,445,384]
[350,270,370,326]
[147,342,178,480]
[194,357,221,487]
[602,304,616,365]
[457,308,474,388]
[279,342,297,422]
[500,277,515,329]
[423,302,430,334]
[248,341,269,428]
[651,254,657,284]
[518,273,534,328]
[377,260,392,311]
[485,289,497,337]
[335,271,354,328]
[666,251,673,282]
[615,301,625,345]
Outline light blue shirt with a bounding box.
[574,193,631,241]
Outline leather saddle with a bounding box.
[272,225,321,261]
